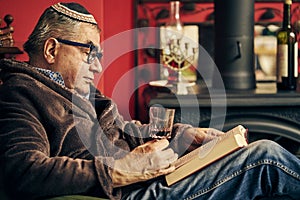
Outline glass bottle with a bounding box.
[161,1,184,83]
[276,0,298,90]
[164,0,184,43]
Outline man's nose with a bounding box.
[90,58,102,73]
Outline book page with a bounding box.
[172,125,247,169]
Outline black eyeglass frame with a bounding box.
[56,38,103,64]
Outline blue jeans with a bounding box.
[122,140,300,200]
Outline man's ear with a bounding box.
[44,38,59,64]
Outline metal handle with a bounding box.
[236,41,242,58]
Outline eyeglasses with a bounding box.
[56,38,103,64]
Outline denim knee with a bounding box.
[248,139,299,167]
[249,139,283,154]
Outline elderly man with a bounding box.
[0,2,299,200]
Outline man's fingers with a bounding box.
[146,148,178,170]
[158,165,176,175]
[135,139,170,153]
[164,148,178,163]
[183,128,206,144]
[138,165,176,182]
[159,149,178,167]
[151,139,170,151]
[184,128,225,144]
[204,128,225,136]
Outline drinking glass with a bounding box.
[149,106,175,139]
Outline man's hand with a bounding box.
[181,127,224,152]
[112,139,178,187]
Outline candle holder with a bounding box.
[160,1,198,94]
[161,38,197,94]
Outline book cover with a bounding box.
[165,125,248,186]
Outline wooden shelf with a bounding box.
[0,47,23,55]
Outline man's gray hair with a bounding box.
[23,4,99,59]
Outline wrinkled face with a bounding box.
[53,23,102,96]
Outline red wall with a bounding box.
[102,1,135,121]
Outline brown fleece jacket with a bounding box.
[0,59,189,200]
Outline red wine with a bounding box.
[150,128,171,139]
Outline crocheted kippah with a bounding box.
[51,2,97,25]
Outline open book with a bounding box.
[165,125,248,186]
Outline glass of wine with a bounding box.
[149,106,175,139]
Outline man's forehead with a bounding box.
[78,24,101,47]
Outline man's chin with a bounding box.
[74,88,90,99]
